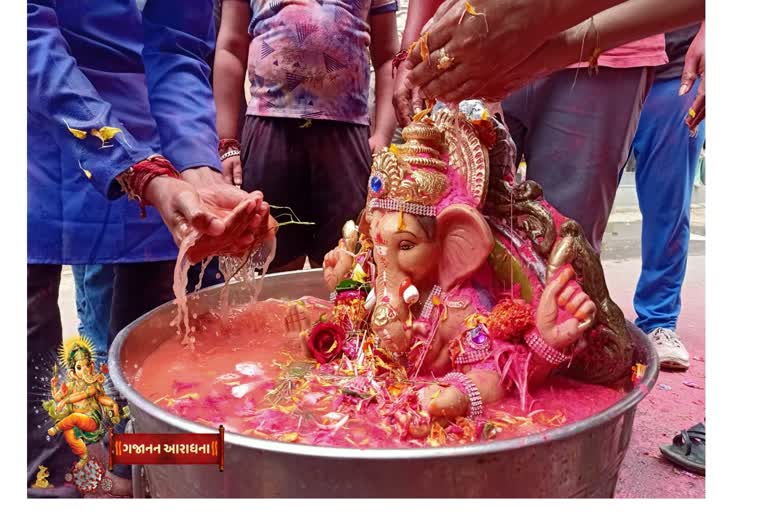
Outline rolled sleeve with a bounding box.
[27,1,155,198]
[141,0,221,173]
[371,0,399,15]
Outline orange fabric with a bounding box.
[56,413,98,457]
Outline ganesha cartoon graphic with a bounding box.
[43,336,125,468]
[320,101,634,425]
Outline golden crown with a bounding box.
[367,109,490,216]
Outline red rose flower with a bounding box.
[306,322,346,364]
[488,299,535,342]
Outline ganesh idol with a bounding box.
[320,101,634,424]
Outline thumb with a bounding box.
[233,160,243,188]
[679,52,700,96]
[176,190,225,236]
[221,160,234,185]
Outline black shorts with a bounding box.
[240,115,372,267]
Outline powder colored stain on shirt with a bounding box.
[246,0,398,126]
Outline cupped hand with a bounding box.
[536,266,596,351]
[403,0,551,104]
[681,23,705,131]
[146,167,272,263]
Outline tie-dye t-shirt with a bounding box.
[247,0,398,126]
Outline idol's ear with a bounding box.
[435,204,494,291]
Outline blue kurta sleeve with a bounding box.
[141,0,222,173]
[27,1,156,199]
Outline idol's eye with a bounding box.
[399,240,415,251]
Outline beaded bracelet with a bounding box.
[523,329,570,366]
[220,148,241,161]
[440,372,483,419]
[115,155,180,218]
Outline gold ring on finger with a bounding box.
[436,47,456,70]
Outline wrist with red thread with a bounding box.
[218,138,241,161]
[116,155,180,218]
[392,49,409,78]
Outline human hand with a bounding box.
[680,23,705,131]
[369,132,392,155]
[145,167,269,263]
[536,266,596,351]
[403,0,552,103]
[393,65,425,127]
[221,153,243,187]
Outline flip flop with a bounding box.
[659,422,705,475]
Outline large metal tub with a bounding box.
[109,269,658,498]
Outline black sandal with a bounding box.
[659,422,705,475]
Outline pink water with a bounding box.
[133,300,624,448]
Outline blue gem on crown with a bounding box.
[370,175,383,194]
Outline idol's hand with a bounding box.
[403,0,552,103]
[55,400,67,412]
[536,266,596,351]
[322,246,355,291]
[418,370,503,419]
[51,375,58,389]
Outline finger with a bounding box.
[393,88,413,127]
[574,300,596,324]
[565,291,590,316]
[541,266,574,307]
[687,105,705,131]
[233,160,243,188]
[221,161,234,185]
[556,284,578,308]
[441,78,486,103]
[178,190,226,237]
[419,64,471,100]
[679,56,699,96]
[222,197,258,241]
[209,184,252,209]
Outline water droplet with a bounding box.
[37,425,41,429]
[34,366,39,370]
[45,435,50,441]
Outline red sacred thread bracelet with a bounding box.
[218,138,241,156]
[116,155,180,218]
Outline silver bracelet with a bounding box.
[220,149,241,161]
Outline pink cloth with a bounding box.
[569,35,668,69]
